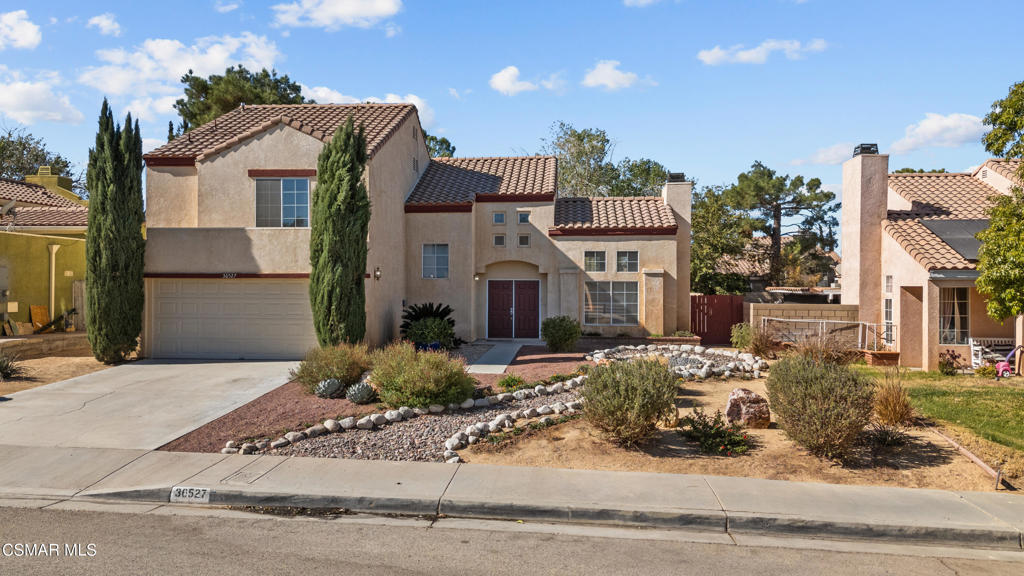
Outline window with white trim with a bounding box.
[493,234,505,247]
[883,298,894,345]
[422,244,449,279]
[517,211,530,224]
[884,275,893,294]
[584,251,605,272]
[584,281,639,325]
[492,212,506,225]
[518,233,530,247]
[939,287,968,345]
[256,178,309,227]
[616,251,639,272]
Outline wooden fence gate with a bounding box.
[690,294,744,345]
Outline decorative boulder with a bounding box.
[725,388,771,429]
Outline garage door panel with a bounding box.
[149,278,317,360]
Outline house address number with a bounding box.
[222,273,237,279]
[169,486,210,504]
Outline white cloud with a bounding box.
[87,13,121,37]
[697,38,827,65]
[0,69,82,124]
[623,0,661,6]
[272,0,402,30]
[78,32,279,110]
[384,22,400,37]
[581,60,640,90]
[448,87,461,100]
[0,10,42,50]
[142,138,165,153]
[214,0,241,13]
[890,113,985,155]
[302,85,434,128]
[125,95,179,122]
[791,142,854,166]
[540,72,567,94]
[301,84,360,104]
[489,65,538,96]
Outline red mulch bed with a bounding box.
[161,345,594,454]
[159,381,378,454]
[473,345,594,390]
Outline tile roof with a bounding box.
[143,103,418,162]
[716,236,840,277]
[551,196,677,234]
[884,171,1006,270]
[1,206,88,228]
[0,178,82,208]
[975,158,1022,182]
[406,156,557,206]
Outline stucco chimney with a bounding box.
[662,173,692,332]
[841,145,888,325]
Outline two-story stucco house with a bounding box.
[841,146,1018,370]
[141,103,691,359]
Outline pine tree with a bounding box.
[85,100,146,363]
[309,117,371,346]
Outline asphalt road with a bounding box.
[0,506,1021,576]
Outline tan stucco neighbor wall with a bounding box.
[145,228,312,275]
[146,166,197,228]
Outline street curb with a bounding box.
[725,512,1023,551]
[67,487,1024,551]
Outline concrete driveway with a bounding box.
[0,360,295,449]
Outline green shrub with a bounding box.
[400,302,454,334]
[290,344,371,395]
[582,359,678,447]
[541,315,582,353]
[0,352,24,381]
[975,365,997,379]
[678,408,750,456]
[730,323,752,349]
[371,342,475,408]
[767,355,875,460]
[497,373,527,391]
[405,317,456,350]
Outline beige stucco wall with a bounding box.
[968,286,1013,339]
[840,154,888,325]
[976,166,1015,195]
[145,228,311,274]
[403,211,475,341]
[197,124,324,228]
[146,165,197,228]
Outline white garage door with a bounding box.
[149,278,318,359]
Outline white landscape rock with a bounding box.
[356,416,374,430]
[270,438,290,449]
[323,419,341,433]
[460,398,476,409]
[428,404,446,414]
[339,417,357,430]
[385,410,404,423]
[370,413,388,426]
[284,431,306,443]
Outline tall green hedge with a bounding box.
[85,99,145,363]
[310,117,370,346]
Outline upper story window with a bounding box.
[517,211,530,224]
[518,233,531,247]
[422,244,449,279]
[616,251,639,272]
[256,178,309,228]
[884,275,893,294]
[413,157,419,174]
[493,234,506,247]
[493,212,506,225]
[584,251,606,272]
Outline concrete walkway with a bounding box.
[0,444,1021,551]
[466,342,523,374]
[0,360,294,449]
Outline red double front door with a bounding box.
[487,280,540,339]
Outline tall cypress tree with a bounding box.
[310,117,370,346]
[85,100,146,363]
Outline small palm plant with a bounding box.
[0,352,25,381]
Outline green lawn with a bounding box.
[856,366,1024,452]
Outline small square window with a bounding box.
[584,251,606,272]
[493,212,506,225]
[493,234,505,247]
[616,251,638,272]
[518,234,531,247]
[517,212,530,224]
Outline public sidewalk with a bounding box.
[0,444,1021,551]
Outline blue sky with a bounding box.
[1,0,1021,195]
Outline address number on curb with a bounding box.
[170,486,210,504]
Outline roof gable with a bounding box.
[0,178,82,209]
[144,103,418,164]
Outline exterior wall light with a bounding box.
[473,274,480,281]
[374,267,382,281]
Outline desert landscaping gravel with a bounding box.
[272,387,583,462]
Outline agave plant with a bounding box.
[346,380,377,405]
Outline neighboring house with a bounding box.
[0,167,89,332]
[841,148,1017,370]
[716,235,840,293]
[141,103,691,359]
